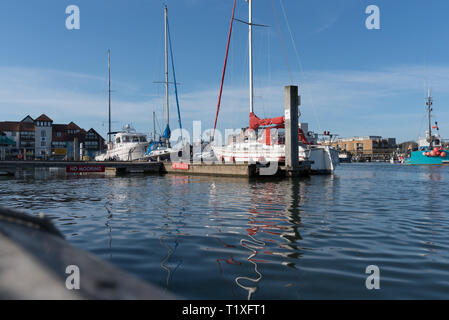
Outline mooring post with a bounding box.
[284,85,299,175]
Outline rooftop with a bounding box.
[35,114,53,122]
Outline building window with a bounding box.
[41,141,46,147]
[12,132,16,137]
[56,132,62,137]
[41,130,46,137]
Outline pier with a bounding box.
[0,159,311,178]
[0,160,160,175]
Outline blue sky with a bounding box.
[1,0,449,143]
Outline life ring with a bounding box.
[17,154,23,160]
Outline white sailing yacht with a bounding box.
[95,50,149,161]
[145,5,184,161]
[211,0,339,174]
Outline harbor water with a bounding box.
[1,163,449,299]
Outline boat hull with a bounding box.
[212,143,339,174]
[405,150,449,165]
[95,143,149,161]
[309,146,340,174]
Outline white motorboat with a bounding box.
[95,125,149,161]
[95,50,149,162]
[302,126,340,173]
[308,145,340,174]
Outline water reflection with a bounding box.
[228,179,309,299]
[159,176,189,292]
[235,235,265,300]
[3,164,449,299]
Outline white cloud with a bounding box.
[0,64,448,143]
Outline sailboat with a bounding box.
[145,6,183,162]
[211,0,339,174]
[95,50,149,161]
[405,89,449,165]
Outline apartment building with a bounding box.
[0,114,105,160]
[326,136,397,161]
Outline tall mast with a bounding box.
[164,6,170,133]
[426,88,433,147]
[153,111,156,140]
[108,49,111,143]
[248,0,254,114]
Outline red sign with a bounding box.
[172,162,189,170]
[66,165,105,173]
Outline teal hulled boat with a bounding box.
[406,148,449,165]
[405,90,449,165]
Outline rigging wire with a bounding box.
[278,0,322,133]
[271,0,293,84]
[167,18,183,139]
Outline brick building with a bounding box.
[0,114,105,160]
[325,136,397,161]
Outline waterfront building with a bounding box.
[0,115,105,160]
[51,122,85,160]
[52,122,105,160]
[326,136,397,161]
[0,131,15,160]
[83,128,105,159]
[0,115,36,159]
[35,114,53,159]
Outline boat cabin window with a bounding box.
[116,137,121,143]
[122,136,131,143]
[139,136,147,142]
[132,136,139,142]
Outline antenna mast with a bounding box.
[426,88,433,147]
[108,49,111,143]
[164,6,170,141]
[248,0,254,114]
[153,111,156,140]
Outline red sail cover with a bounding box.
[249,112,309,145]
[249,112,285,130]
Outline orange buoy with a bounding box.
[441,152,447,158]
